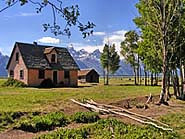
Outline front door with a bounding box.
[53,71,57,84]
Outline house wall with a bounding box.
[28,69,52,86]
[86,74,99,83]
[7,46,28,84]
[86,71,99,83]
[58,70,64,85]
[69,70,78,86]
[27,69,78,87]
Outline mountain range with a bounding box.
[0,52,9,77]
[67,46,134,76]
[0,46,134,77]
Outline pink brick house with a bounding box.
[6,42,79,87]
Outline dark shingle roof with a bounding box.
[7,42,79,70]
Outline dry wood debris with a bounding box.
[71,99,173,131]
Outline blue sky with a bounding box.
[0,0,139,55]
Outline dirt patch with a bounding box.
[0,123,89,139]
[110,95,185,121]
[0,129,38,139]
[1,96,185,139]
[110,95,160,109]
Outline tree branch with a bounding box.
[0,0,18,13]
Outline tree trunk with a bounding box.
[137,65,139,85]
[175,69,180,97]
[154,73,158,86]
[159,0,168,104]
[159,45,167,103]
[106,66,109,85]
[148,72,150,85]
[134,68,137,85]
[140,66,142,85]
[166,70,171,101]
[103,69,106,85]
[151,73,154,86]
[180,64,184,97]
[144,69,147,86]
[172,70,177,98]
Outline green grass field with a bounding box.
[0,78,185,138]
[0,78,161,112]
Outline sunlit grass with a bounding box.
[0,78,161,112]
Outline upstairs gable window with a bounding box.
[16,52,19,62]
[51,54,56,63]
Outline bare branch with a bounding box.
[0,0,18,13]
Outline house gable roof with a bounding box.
[7,42,79,70]
[78,69,99,76]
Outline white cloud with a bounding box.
[69,42,103,53]
[76,45,104,53]
[103,30,127,53]
[93,32,106,36]
[4,12,41,19]
[68,30,127,55]
[38,37,60,44]
[19,12,41,17]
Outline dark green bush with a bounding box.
[40,79,55,88]
[17,112,69,132]
[36,128,89,139]
[1,78,27,87]
[35,119,179,139]
[0,112,25,131]
[72,112,100,123]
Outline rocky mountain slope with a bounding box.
[0,52,9,77]
[67,46,134,76]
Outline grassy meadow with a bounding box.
[1,77,185,138]
[0,78,161,112]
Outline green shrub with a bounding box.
[36,128,89,139]
[1,78,27,87]
[35,119,179,139]
[0,112,24,131]
[72,112,100,123]
[17,112,69,132]
[40,79,55,88]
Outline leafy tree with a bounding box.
[134,0,185,103]
[1,0,95,38]
[137,38,162,86]
[120,30,139,85]
[100,44,120,85]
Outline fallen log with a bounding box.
[86,99,169,127]
[71,99,173,131]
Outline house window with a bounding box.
[39,70,45,79]
[10,70,14,78]
[64,71,70,79]
[51,54,56,63]
[20,70,24,80]
[16,52,19,62]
